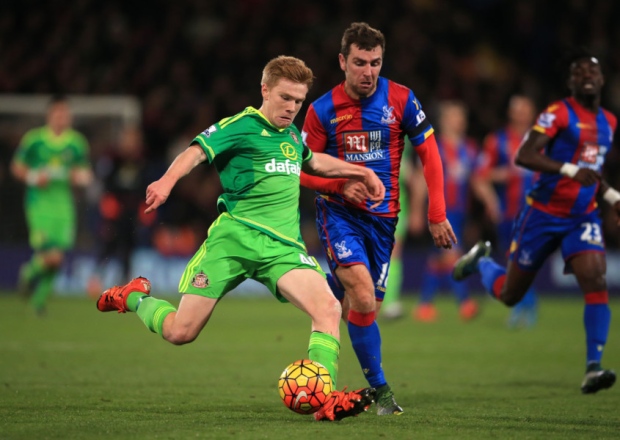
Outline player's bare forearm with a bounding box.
[10,161,28,183]
[516,130,568,173]
[304,153,385,207]
[10,161,49,187]
[145,145,206,213]
[517,130,600,186]
[304,152,365,179]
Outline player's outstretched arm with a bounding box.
[516,130,600,186]
[145,144,206,213]
[303,152,385,208]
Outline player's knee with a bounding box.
[583,273,607,293]
[347,290,376,313]
[318,296,341,325]
[45,253,64,270]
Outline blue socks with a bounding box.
[348,310,386,388]
[584,300,611,365]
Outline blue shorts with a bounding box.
[509,205,605,273]
[315,197,397,300]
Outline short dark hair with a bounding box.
[340,22,385,59]
[565,46,598,68]
[562,46,600,75]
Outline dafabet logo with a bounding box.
[265,142,301,175]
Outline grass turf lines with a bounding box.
[0,293,618,439]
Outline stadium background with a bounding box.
[1,0,620,295]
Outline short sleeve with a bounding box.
[192,121,237,163]
[532,101,568,139]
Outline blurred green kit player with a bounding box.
[11,95,93,314]
[96,56,384,421]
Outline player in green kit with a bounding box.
[11,95,93,315]
[96,56,385,421]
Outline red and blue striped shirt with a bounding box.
[302,77,433,218]
[527,97,616,217]
[477,127,535,221]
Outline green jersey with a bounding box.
[13,126,90,214]
[193,107,312,251]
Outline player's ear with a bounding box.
[261,83,269,101]
[338,53,346,72]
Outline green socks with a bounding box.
[22,254,46,282]
[308,331,340,389]
[126,292,148,312]
[127,293,176,336]
[30,270,56,312]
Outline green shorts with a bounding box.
[178,214,325,302]
[26,208,75,251]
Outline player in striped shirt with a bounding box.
[453,49,618,394]
[472,95,539,328]
[301,22,456,414]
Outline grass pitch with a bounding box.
[0,292,618,439]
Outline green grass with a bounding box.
[0,292,619,439]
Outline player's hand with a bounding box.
[342,179,371,204]
[573,168,601,187]
[144,177,174,213]
[26,170,49,187]
[363,170,385,210]
[35,173,50,188]
[428,219,457,250]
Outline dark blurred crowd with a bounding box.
[1,0,620,254]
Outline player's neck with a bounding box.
[573,94,600,113]
[441,132,463,145]
[343,82,376,101]
[48,125,66,137]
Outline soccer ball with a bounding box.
[278,359,333,414]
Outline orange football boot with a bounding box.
[314,387,376,421]
[96,276,151,313]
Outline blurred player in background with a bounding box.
[453,50,618,394]
[97,56,384,421]
[472,95,539,328]
[301,22,456,415]
[11,95,93,315]
[88,126,154,295]
[409,100,480,322]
